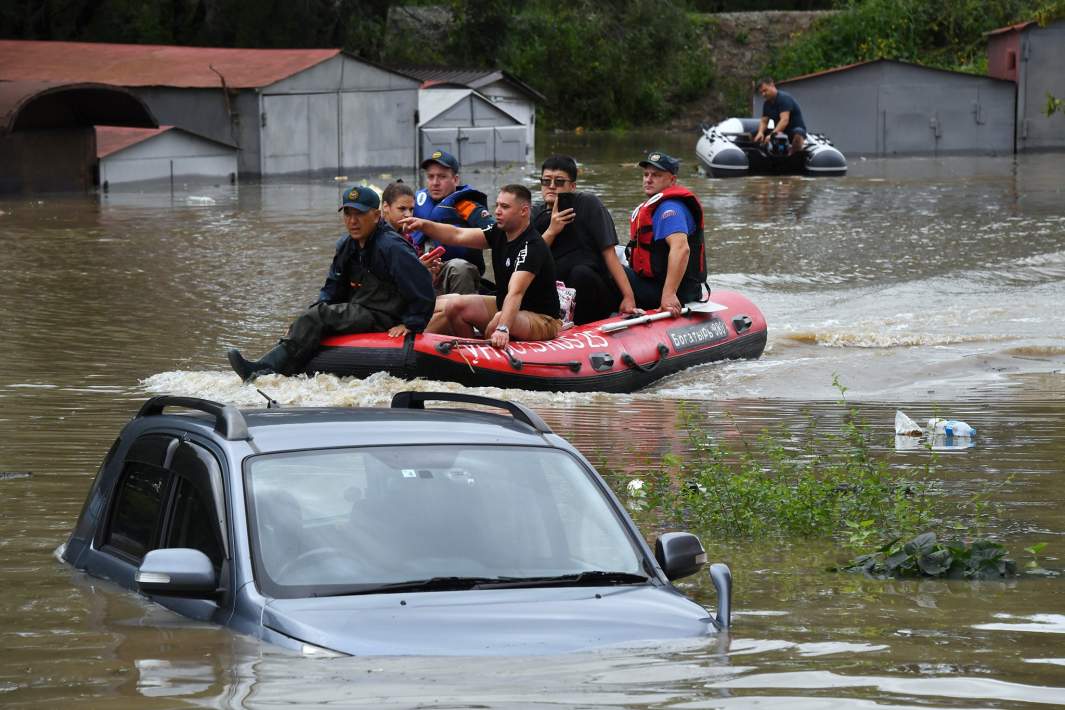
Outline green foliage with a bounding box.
[498,0,715,128]
[612,386,939,542]
[1046,92,1065,117]
[765,0,1045,79]
[840,532,1017,580]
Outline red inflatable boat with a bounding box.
[303,290,767,393]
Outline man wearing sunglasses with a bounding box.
[531,155,636,325]
[626,151,707,318]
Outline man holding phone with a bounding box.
[532,155,635,324]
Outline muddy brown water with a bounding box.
[1,132,1064,707]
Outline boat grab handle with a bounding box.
[621,344,670,373]
[435,338,523,370]
[435,339,580,372]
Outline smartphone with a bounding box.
[555,192,575,212]
[423,245,446,260]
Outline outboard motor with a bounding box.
[768,133,790,157]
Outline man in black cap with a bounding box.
[625,151,708,317]
[408,150,495,295]
[226,185,435,381]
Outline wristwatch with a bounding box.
[495,324,509,334]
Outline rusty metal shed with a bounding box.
[0,41,421,177]
[96,125,238,187]
[0,80,157,193]
[986,20,1065,152]
[755,59,1016,156]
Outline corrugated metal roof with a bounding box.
[985,21,1036,37]
[95,125,236,158]
[397,66,545,102]
[0,40,343,89]
[95,125,173,157]
[780,58,1014,85]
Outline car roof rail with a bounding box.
[391,391,552,434]
[136,396,251,441]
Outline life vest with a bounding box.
[627,185,706,286]
[411,185,490,273]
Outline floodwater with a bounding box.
[1,132,1064,707]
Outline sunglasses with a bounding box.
[539,177,573,187]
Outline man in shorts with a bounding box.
[401,184,561,348]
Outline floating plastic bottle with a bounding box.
[926,418,976,438]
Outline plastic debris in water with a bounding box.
[894,410,923,436]
[927,418,976,438]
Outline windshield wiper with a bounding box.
[327,576,516,596]
[321,571,650,596]
[471,571,649,589]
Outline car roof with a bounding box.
[244,406,555,452]
[134,405,559,453]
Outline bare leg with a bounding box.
[443,295,495,338]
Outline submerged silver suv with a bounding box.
[62,391,731,656]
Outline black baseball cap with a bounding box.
[338,185,380,212]
[639,151,680,175]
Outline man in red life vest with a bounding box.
[624,151,708,317]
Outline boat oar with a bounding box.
[599,308,690,333]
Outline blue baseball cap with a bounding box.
[420,149,460,173]
[639,151,680,175]
[338,185,380,212]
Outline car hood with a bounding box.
[262,585,715,656]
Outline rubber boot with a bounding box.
[227,345,292,383]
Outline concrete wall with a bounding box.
[764,62,1015,156]
[99,130,237,186]
[1017,22,1065,151]
[0,128,95,193]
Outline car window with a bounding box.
[164,478,224,571]
[246,445,644,597]
[105,462,169,561]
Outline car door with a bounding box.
[153,438,232,624]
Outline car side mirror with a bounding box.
[136,548,218,597]
[655,532,708,581]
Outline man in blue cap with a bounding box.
[408,150,495,295]
[625,151,708,317]
[226,185,435,381]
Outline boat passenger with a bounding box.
[753,78,806,154]
[225,185,435,382]
[408,150,495,295]
[531,154,636,324]
[383,181,445,280]
[401,184,562,349]
[625,151,707,318]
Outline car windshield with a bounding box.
[245,445,646,598]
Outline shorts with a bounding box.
[786,126,807,138]
[481,296,562,341]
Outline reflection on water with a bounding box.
[1,141,1064,707]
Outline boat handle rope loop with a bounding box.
[621,343,670,373]
[434,339,580,373]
